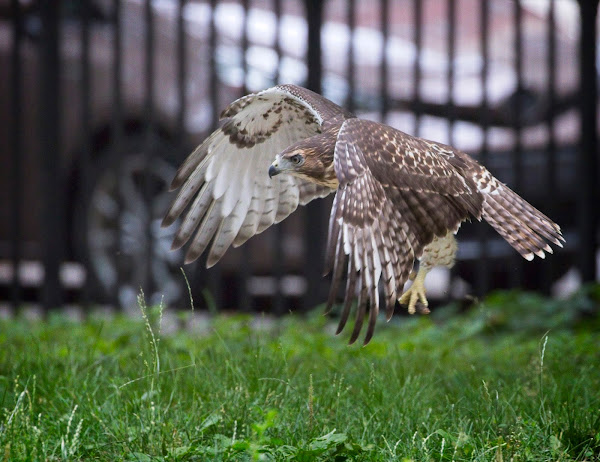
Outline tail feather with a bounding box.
[481,184,564,261]
[492,185,563,245]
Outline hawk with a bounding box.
[162,84,564,345]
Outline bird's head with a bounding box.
[269,148,310,178]
[268,135,339,188]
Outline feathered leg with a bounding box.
[399,231,458,314]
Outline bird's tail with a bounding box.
[481,184,564,260]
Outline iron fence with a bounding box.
[0,0,598,315]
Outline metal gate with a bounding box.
[0,0,597,315]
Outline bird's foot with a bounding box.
[398,268,429,315]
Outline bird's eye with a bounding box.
[291,154,302,164]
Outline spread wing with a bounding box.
[162,84,345,266]
[434,147,564,260]
[325,118,484,345]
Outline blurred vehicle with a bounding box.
[0,0,590,309]
[0,0,214,306]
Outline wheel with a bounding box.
[73,134,186,308]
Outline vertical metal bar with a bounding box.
[543,0,557,292]
[476,0,491,296]
[80,0,92,308]
[176,0,187,309]
[379,0,389,122]
[144,0,155,296]
[144,0,155,132]
[304,0,323,94]
[303,0,325,310]
[10,0,23,312]
[176,0,190,313]
[241,0,249,96]
[512,1,524,202]
[112,0,124,309]
[577,0,599,282]
[40,0,63,311]
[203,0,222,309]
[413,0,423,136]
[510,0,524,287]
[346,0,355,112]
[239,0,251,312]
[273,0,284,315]
[445,0,458,301]
[176,0,187,141]
[209,0,218,129]
[273,0,282,84]
[446,0,456,146]
[174,0,187,318]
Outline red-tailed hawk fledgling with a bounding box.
[162,85,564,345]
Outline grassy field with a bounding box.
[1,285,600,461]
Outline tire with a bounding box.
[72,133,186,309]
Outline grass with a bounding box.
[1,285,600,461]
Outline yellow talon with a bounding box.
[399,267,429,315]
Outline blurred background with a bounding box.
[0,0,598,316]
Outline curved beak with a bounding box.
[268,162,281,178]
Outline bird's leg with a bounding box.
[399,265,431,315]
[399,232,458,315]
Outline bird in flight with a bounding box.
[162,84,564,345]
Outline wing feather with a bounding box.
[336,255,357,335]
[233,161,272,247]
[171,181,214,250]
[233,193,263,248]
[207,205,248,267]
[163,161,209,228]
[163,84,342,265]
[185,199,223,264]
[256,181,278,234]
[327,118,482,344]
[324,226,345,312]
[169,131,223,191]
[349,271,368,345]
[440,147,565,259]
[327,118,563,343]
[374,222,396,320]
[275,175,300,222]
